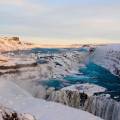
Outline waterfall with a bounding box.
[84,96,120,120]
[47,89,120,120]
[47,90,82,108]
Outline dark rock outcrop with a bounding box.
[0,105,36,120]
[47,90,88,108]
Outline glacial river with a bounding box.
[41,62,120,101]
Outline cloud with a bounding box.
[0,0,120,44]
[0,0,24,6]
[0,0,48,15]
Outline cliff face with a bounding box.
[91,44,120,77]
[0,37,33,52]
[46,88,120,120]
[84,96,120,120]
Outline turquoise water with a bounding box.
[32,48,61,54]
[64,63,120,94]
[39,80,65,89]
[40,62,120,101]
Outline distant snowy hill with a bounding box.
[0,37,34,52]
[0,37,97,51]
[91,44,120,77]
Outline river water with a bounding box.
[40,62,120,101]
[11,48,120,101]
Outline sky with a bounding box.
[0,0,120,45]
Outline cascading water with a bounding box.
[47,89,120,120]
[47,90,82,108]
[84,96,120,120]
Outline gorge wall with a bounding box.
[91,45,120,77]
[46,89,120,120]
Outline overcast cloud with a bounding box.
[0,0,120,44]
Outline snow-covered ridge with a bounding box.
[0,37,34,52]
[91,44,120,77]
[0,55,37,76]
[0,50,87,81]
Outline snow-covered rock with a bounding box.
[62,83,106,96]
[0,37,27,52]
[91,44,120,77]
[0,50,88,88]
[46,84,106,108]
[0,105,35,120]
